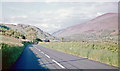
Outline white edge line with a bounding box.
[52,59,65,69]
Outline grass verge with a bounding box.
[1,41,33,70]
[39,42,118,67]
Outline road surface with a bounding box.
[11,44,118,70]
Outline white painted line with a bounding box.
[35,47,41,51]
[36,47,38,50]
[52,59,65,69]
[35,48,37,50]
[35,47,50,58]
[45,54,50,58]
[35,47,37,50]
[41,52,44,54]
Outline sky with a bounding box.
[1,2,118,34]
[2,0,119,2]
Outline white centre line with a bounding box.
[45,54,50,58]
[35,47,41,51]
[35,47,45,54]
[34,46,65,69]
[41,52,44,54]
[52,59,65,69]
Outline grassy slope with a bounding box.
[0,35,23,46]
[39,42,118,67]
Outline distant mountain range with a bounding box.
[53,13,118,41]
[0,24,56,40]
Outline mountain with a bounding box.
[0,23,56,40]
[53,13,118,41]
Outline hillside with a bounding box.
[53,13,118,41]
[0,24,56,41]
[0,25,24,45]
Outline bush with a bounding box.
[35,38,42,42]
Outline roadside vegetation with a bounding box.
[0,24,43,42]
[1,41,33,70]
[0,24,118,68]
[39,42,118,67]
[1,43,24,70]
[0,25,26,39]
[0,24,35,70]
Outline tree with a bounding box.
[35,38,42,42]
[21,35,26,39]
[60,37,64,42]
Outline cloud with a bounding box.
[97,12,103,16]
[4,22,18,25]
[38,7,73,20]
[3,2,118,33]
[54,8,73,20]
[34,23,61,33]
[10,15,28,19]
[41,24,49,28]
[19,15,28,18]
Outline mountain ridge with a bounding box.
[53,13,118,41]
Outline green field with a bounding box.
[39,42,118,67]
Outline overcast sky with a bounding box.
[1,2,118,34]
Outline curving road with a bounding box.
[11,44,118,70]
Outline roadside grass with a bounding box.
[1,41,34,70]
[0,35,33,70]
[0,35,24,69]
[1,43,25,70]
[39,42,118,67]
